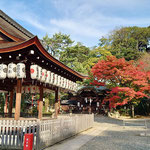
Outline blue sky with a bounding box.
[1,0,150,47]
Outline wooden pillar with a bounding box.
[58,95,61,114]
[5,93,8,113]
[38,86,43,120]
[55,87,59,118]
[14,79,22,120]
[8,90,14,117]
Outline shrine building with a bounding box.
[0,10,85,120]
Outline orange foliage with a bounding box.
[91,56,150,108]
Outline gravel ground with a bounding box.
[79,116,150,150]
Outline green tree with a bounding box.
[43,32,74,58]
[0,93,5,113]
[86,46,112,68]
[99,26,150,60]
[60,42,90,74]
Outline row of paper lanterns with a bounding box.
[30,64,78,91]
[14,86,53,94]
[0,63,78,91]
[0,63,25,79]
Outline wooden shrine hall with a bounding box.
[0,10,85,120]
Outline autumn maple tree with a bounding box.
[91,56,150,117]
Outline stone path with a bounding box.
[45,115,150,150]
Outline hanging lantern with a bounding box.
[59,76,62,87]
[75,82,77,91]
[53,74,58,85]
[30,65,38,79]
[63,78,66,88]
[25,86,31,93]
[85,98,88,103]
[57,75,61,86]
[72,82,75,91]
[77,102,80,107]
[45,71,50,84]
[97,102,100,107]
[31,86,36,94]
[48,71,52,84]
[66,79,69,89]
[50,72,54,84]
[37,66,42,81]
[41,69,47,82]
[7,63,16,78]
[60,77,64,87]
[16,63,26,78]
[70,81,73,90]
[68,80,70,89]
[69,80,72,90]
[71,81,73,90]
[0,64,7,79]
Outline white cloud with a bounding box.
[0,0,150,47]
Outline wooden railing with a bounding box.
[0,114,94,150]
[0,120,37,149]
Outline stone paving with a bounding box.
[79,116,150,150]
[45,115,150,150]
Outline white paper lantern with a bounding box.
[60,77,64,87]
[31,86,36,93]
[46,71,50,84]
[37,66,42,80]
[77,102,80,107]
[57,75,61,86]
[25,86,30,93]
[53,74,57,85]
[73,82,76,91]
[97,102,100,107]
[50,72,54,84]
[69,81,72,90]
[70,81,73,90]
[7,63,16,78]
[0,64,7,79]
[66,79,69,89]
[75,83,78,91]
[41,69,47,82]
[16,63,25,78]
[63,78,66,88]
[30,65,38,79]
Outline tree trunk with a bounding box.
[131,105,135,118]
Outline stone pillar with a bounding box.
[14,79,22,120]
[8,90,14,117]
[38,86,43,120]
[55,87,59,118]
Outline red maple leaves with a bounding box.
[91,56,150,108]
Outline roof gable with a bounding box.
[0,10,34,41]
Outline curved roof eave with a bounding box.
[0,36,86,80]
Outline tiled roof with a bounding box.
[0,10,34,40]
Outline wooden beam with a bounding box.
[55,87,59,118]
[14,79,22,120]
[9,90,14,117]
[38,86,43,120]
